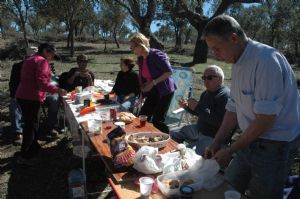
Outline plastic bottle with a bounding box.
[68,169,87,199]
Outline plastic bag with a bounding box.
[157,159,222,197]
[133,146,163,174]
[133,144,202,175]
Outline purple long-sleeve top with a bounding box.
[137,48,177,97]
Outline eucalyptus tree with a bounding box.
[3,0,33,47]
[0,2,14,39]
[34,0,95,56]
[115,0,164,49]
[100,0,128,48]
[169,0,261,64]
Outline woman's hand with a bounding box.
[141,81,154,93]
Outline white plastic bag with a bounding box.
[133,146,163,174]
[157,159,222,197]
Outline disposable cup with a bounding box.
[224,190,241,199]
[87,119,102,135]
[139,177,154,197]
[139,115,148,127]
[114,121,125,130]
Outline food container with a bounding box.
[125,132,170,149]
[156,170,203,198]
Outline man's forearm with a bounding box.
[229,114,276,153]
[213,111,238,145]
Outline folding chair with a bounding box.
[165,66,195,132]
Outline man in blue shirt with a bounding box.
[203,15,300,199]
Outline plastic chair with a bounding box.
[165,66,195,131]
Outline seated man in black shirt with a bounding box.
[170,65,230,155]
[67,54,94,91]
[111,57,140,110]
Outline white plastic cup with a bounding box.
[87,119,102,135]
[139,177,154,197]
[114,121,125,130]
[224,190,241,199]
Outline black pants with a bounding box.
[140,87,174,133]
[17,99,41,159]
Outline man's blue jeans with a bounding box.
[44,95,60,128]
[225,133,300,199]
[9,98,23,134]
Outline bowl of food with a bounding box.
[125,132,170,149]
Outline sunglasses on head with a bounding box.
[201,75,218,81]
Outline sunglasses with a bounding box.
[201,75,218,81]
[78,60,88,63]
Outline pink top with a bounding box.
[16,54,58,102]
[141,58,152,81]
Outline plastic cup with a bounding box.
[139,115,148,127]
[87,119,102,135]
[139,177,154,197]
[224,190,241,199]
[114,121,125,130]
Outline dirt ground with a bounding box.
[0,41,119,199]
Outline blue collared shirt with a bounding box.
[226,39,300,141]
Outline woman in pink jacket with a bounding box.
[16,43,66,166]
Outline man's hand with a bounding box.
[212,148,233,168]
[56,88,67,96]
[187,98,198,110]
[179,99,188,107]
[204,141,221,159]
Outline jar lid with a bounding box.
[180,185,194,194]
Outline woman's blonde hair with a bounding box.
[128,32,150,51]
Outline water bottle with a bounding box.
[68,169,87,199]
[188,87,193,98]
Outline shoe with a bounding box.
[16,157,39,166]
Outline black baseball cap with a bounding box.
[38,43,56,54]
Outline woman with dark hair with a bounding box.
[16,43,66,165]
[112,57,140,110]
[128,33,177,133]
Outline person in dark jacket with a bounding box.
[67,54,94,91]
[170,65,230,155]
[111,57,140,110]
[129,32,177,133]
[8,47,38,141]
[9,60,24,141]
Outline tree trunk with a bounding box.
[70,22,74,56]
[193,33,208,64]
[113,27,120,48]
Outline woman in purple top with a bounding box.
[129,33,177,133]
